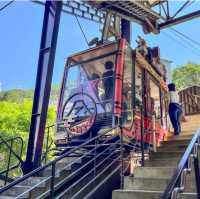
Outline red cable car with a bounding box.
[55,39,169,147]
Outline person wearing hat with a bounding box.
[168,83,182,135]
[102,61,114,110]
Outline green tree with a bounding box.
[0,89,33,103]
[172,62,200,90]
[0,100,56,176]
[0,85,59,104]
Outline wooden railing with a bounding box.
[179,86,200,115]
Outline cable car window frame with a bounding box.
[57,50,119,121]
[134,63,143,112]
[148,73,163,123]
[121,45,134,130]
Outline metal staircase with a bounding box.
[0,127,134,199]
[113,114,200,199]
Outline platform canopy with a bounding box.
[34,0,200,34]
[88,0,162,33]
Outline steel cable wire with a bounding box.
[0,0,14,12]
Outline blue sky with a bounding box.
[0,1,200,90]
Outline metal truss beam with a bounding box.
[23,0,62,174]
[34,0,160,33]
[63,1,104,23]
[159,10,200,30]
[34,0,104,24]
[33,1,200,34]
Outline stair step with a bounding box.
[124,177,169,191]
[149,151,184,159]
[133,167,175,179]
[162,139,191,146]
[166,132,193,137]
[42,164,72,177]
[157,145,187,152]
[112,190,197,199]
[18,177,46,187]
[159,141,188,150]
[58,157,82,164]
[1,185,30,198]
[145,158,180,167]
[166,135,193,141]
[124,176,196,192]
[42,157,82,176]
[179,127,198,132]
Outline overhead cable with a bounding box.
[184,0,195,10]
[172,0,192,19]
[74,15,89,47]
[162,31,200,57]
[169,29,200,53]
[170,27,200,48]
[0,0,14,12]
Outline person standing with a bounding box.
[168,83,182,135]
[102,61,114,111]
[102,61,114,100]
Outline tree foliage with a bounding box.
[0,85,59,104]
[0,100,56,176]
[0,101,55,137]
[172,62,200,90]
[0,89,33,103]
[0,85,59,178]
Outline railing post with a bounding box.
[50,162,56,199]
[119,124,124,189]
[45,126,50,164]
[94,139,97,177]
[140,105,145,167]
[194,147,200,198]
[182,102,186,117]
[5,140,13,185]
[152,114,157,152]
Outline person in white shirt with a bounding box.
[168,83,182,135]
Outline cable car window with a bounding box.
[122,45,133,129]
[135,66,142,111]
[161,91,167,129]
[62,55,116,116]
[150,79,161,120]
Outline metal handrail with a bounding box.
[0,126,118,195]
[42,124,55,164]
[162,128,200,199]
[69,154,121,199]
[0,135,24,164]
[0,135,24,185]
[55,144,120,199]
[16,138,120,199]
